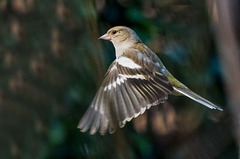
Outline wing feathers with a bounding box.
[120,84,135,120]
[124,80,143,115]
[116,86,127,126]
[78,51,174,135]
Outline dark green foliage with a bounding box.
[0,0,237,158]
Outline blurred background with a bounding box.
[0,0,240,158]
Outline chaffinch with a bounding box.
[78,26,223,135]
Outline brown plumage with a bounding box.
[78,26,223,135]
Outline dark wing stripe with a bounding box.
[138,80,154,101]
[144,82,159,102]
[116,86,127,127]
[138,80,157,103]
[124,80,144,114]
[118,84,130,126]
[121,63,129,75]
[110,71,121,123]
[122,82,135,116]
[120,83,135,122]
[147,83,162,102]
[152,77,172,93]
[145,83,160,99]
[154,75,168,85]
[129,79,148,101]
[116,86,124,121]
[140,82,154,103]
[149,81,167,98]
[128,67,136,75]
[129,82,146,105]
[150,79,168,95]
[118,63,125,76]
[112,87,120,122]
[99,89,109,135]
[125,80,147,115]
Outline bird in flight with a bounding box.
[78,26,223,135]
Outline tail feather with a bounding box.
[173,87,223,111]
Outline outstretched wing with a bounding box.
[78,49,173,135]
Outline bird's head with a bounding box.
[99,26,142,56]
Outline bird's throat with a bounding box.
[114,41,135,57]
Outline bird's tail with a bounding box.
[157,61,223,111]
[173,86,223,111]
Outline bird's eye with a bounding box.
[112,30,117,34]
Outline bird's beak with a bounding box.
[98,33,111,41]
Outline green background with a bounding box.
[0,0,239,158]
